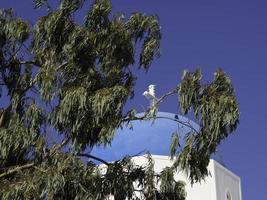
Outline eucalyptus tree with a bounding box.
[0,0,240,199]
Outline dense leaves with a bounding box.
[0,0,239,199]
[174,69,239,183]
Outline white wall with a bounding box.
[213,161,242,200]
[132,155,242,200]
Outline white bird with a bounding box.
[143,85,158,107]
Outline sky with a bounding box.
[1,0,267,199]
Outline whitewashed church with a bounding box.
[132,155,242,200]
[93,85,242,200]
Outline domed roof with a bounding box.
[91,112,199,162]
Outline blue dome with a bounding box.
[91,112,199,162]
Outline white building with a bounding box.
[93,86,242,199]
[132,155,242,200]
[93,105,242,200]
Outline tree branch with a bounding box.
[155,116,199,134]
[56,61,68,71]
[122,86,199,133]
[19,60,68,71]
[19,60,41,67]
[0,163,34,179]
[123,86,179,122]
[78,153,110,166]
[127,114,198,134]
[154,87,179,108]
[51,137,71,154]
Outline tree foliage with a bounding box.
[0,0,239,199]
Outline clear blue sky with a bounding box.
[1,1,267,199]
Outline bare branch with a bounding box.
[78,153,110,166]
[0,163,34,179]
[56,61,68,71]
[19,60,68,71]
[19,60,41,67]
[154,87,179,108]
[155,116,199,134]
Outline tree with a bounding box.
[0,0,239,199]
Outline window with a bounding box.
[226,191,232,200]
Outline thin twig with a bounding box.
[19,60,41,67]
[155,116,199,133]
[124,115,198,134]
[154,87,179,108]
[52,137,71,152]
[78,153,110,166]
[33,166,48,173]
